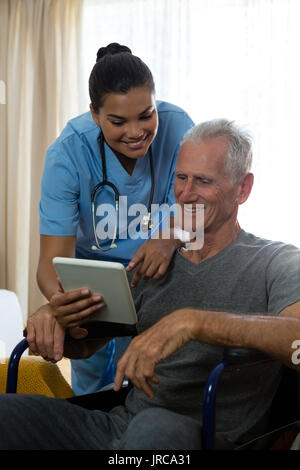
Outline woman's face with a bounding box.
[90,86,158,160]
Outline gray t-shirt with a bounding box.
[112,230,300,444]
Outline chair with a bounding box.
[0,290,73,398]
[202,348,300,450]
[5,339,300,449]
[6,322,135,402]
[0,290,27,358]
[6,336,131,415]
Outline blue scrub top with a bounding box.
[39,100,194,395]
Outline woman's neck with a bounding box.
[114,151,137,175]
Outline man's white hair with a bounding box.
[182,119,253,183]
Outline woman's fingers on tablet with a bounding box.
[53,299,105,328]
[51,288,104,311]
[51,288,92,306]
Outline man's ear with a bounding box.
[90,103,100,126]
[236,173,254,205]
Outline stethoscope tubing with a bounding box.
[91,131,155,251]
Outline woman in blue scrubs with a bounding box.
[31,43,194,395]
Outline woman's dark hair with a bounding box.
[89,42,155,113]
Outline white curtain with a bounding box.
[0,0,85,319]
[82,0,300,247]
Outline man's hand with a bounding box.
[126,237,182,287]
[114,309,194,399]
[26,304,66,362]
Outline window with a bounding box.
[82,0,300,246]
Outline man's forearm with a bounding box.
[114,306,300,398]
[188,309,300,369]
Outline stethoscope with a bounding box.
[91,131,155,251]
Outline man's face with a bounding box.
[174,136,244,234]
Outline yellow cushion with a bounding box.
[0,357,74,398]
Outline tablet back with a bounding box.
[53,257,137,325]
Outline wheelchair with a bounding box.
[202,348,300,450]
[5,334,300,450]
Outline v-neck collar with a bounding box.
[104,141,149,181]
[176,230,246,273]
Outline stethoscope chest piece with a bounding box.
[141,214,153,232]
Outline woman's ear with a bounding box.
[90,103,100,126]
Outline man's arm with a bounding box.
[114,303,300,399]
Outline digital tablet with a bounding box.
[52,257,137,338]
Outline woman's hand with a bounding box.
[126,237,182,287]
[26,287,105,362]
[50,288,105,329]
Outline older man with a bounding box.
[1,119,300,450]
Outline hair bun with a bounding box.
[96,43,132,62]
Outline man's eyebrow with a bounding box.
[107,106,154,120]
[175,169,213,180]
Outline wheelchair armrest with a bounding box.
[222,347,269,365]
[6,338,29,393]
[23,321,137,343]
[202,347,271,450]
[7,323,136,395]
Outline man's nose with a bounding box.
[180,179,198,202]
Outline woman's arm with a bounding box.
[37,234,76,300]
[27,235,101,362]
